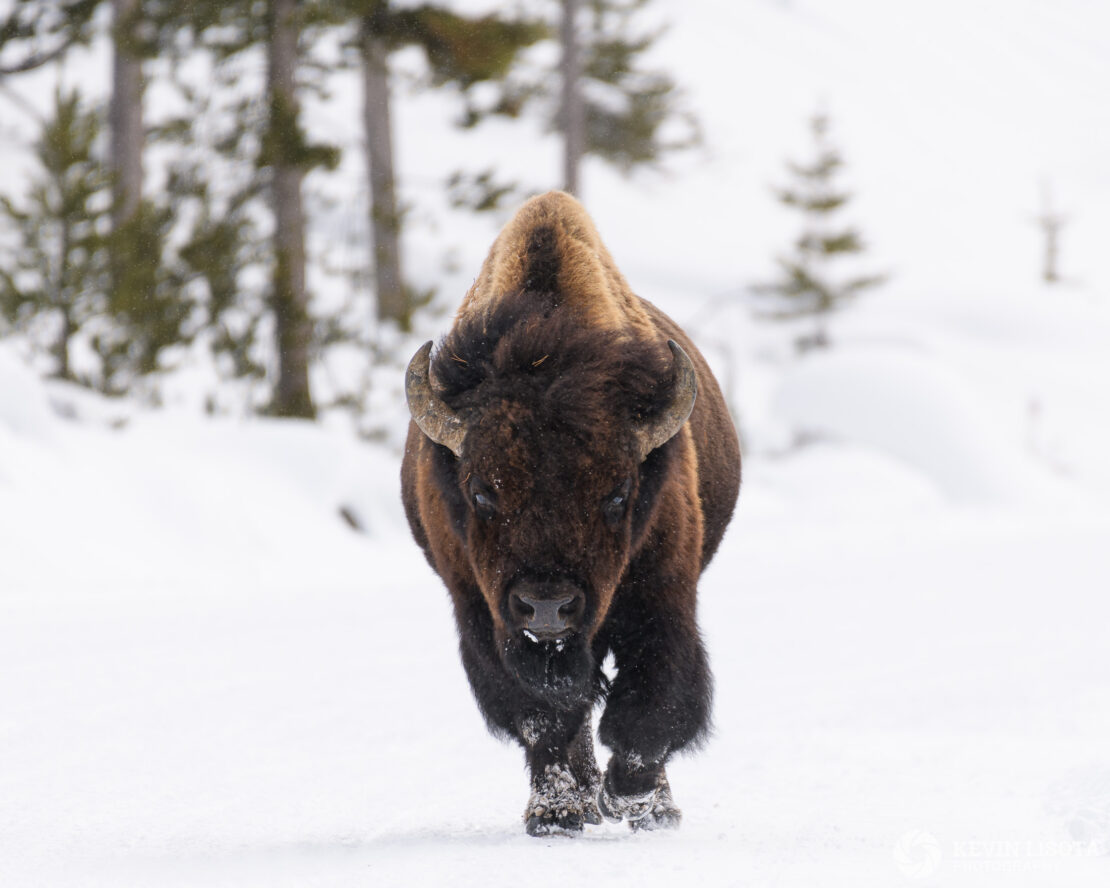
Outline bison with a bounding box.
[401,191,740,835]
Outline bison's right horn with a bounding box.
[406,341,467,457]
[632,340,698,462]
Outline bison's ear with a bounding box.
[406,341,468,457]
[632,340,697,462]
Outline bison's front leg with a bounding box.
[454,600,601,836]
[519,708,602,836]
[597,579,711,831]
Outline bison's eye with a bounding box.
[602,478,633,527]
[468,476,498,520]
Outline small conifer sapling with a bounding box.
[750,111,885,352]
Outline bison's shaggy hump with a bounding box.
[458,191,657,338]
[431,287,680,430]
[522,225,561,293]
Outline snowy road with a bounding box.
[3,474,1107,886]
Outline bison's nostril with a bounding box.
[509,591,535,622]
[558,596,582,620]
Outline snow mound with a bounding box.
[0,349,59,443]
[0,344,405,596]
[772,346,1070,504]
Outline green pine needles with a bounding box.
[751,111,886,352]
[0,89,110,386]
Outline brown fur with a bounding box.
[401,191,740,835]
[458,191,656,338]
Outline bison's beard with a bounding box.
[501,632,595,708]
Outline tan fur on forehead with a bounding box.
[458,191,656,337]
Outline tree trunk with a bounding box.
[560,0,584,195]
[55,308,75,382]
[109,0,143,227]
[54,218,74,381]
[266,0,315,419]
[1038,182,1064,285]
[361,12,406,329]
[1042,222,1060,284]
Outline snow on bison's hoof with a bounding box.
[524,763,603,836]
[628,783,682,832]
[598,771,682,832]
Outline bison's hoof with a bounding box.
[598,772,682,831]
[598,780,655,824]
[629,784,682,832]
[524,764,601,837]
[525,810,581,836]
[524,795,603,836]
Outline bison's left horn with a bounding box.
[632,340,698,462]
[406,341,468,457]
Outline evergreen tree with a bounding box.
[0,89,108,385]
[581,0,697,169]
[2,2,199,396]
[102,0,196,394]
[1035,180,1068,285]
[144,2,275,406]
[109,0,144,227]
[145,0,341,417]
[356,3,405,331]
[264,0,334,418]
[559,0,698,194]
[343,0,545,330]
[100,200,193,387]
[458,0,697,198]
[168,158,267,392]
[750,111,885,352]
[559,0,585,194]
[0,88,193,394]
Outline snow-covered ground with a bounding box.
[3,0,1110,885]
[3,288,1108,887]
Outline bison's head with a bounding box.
[406,302,696,706]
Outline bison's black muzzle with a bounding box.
[502,578,593,704]
[508,583,585,641]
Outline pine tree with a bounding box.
[0,88,193,394]
[559,0,698,194]
[2,2,201,396]
[356,3,405,331]
[144,2,275,407]
[750,111,885,352]
[455,0,696,198]
[109,0,144,227]
[0,89,109,385]
[166,147,268,393]
[146,0,341,417]
[559,0,585,194]
[100,200,193,387]
[1035,180,1068,285]
[345,0,545,330]
[102,0,196,394]
[264,0,332,419]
